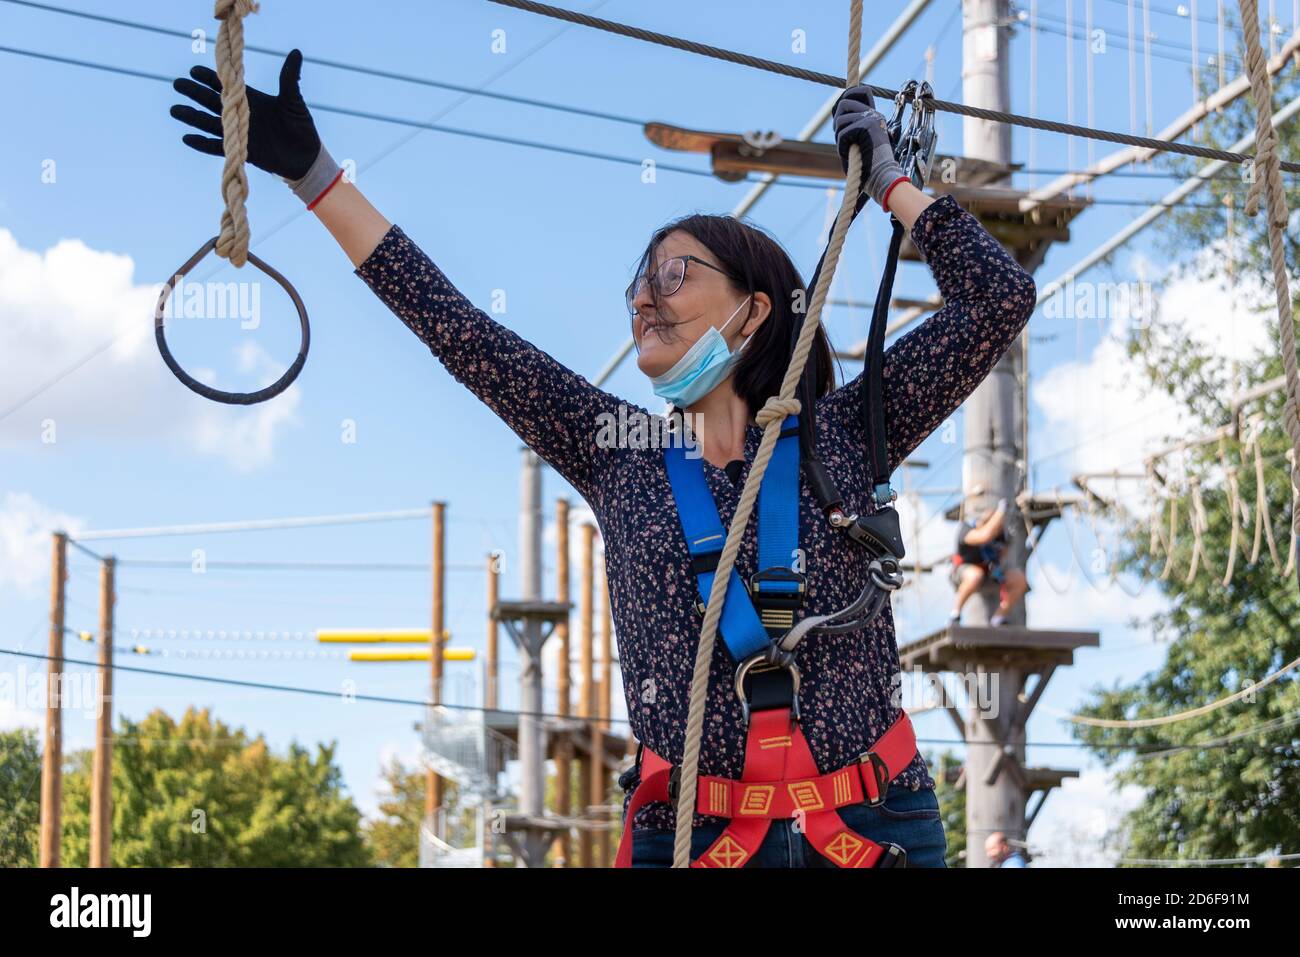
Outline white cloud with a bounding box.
[0,492,84,593]
[1033,247,1279,518]
[0,695,43,733]
[1026,765,1146,867]
[0,228,297,468]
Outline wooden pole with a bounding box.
[40,531,67,868]
[552,499,572,866]
[484,553,499,869]
[578,523,595,868]
[427,502,446,835]
[596,543,612,866]
[90,556,115,868]
[486,551,499,710]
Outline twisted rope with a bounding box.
[670,0,865,868]
[1218,437,1243,586]
[487,0,1300,173]
[1044,652,1300,728]
[1238,0,1300,589]
[214,0,258,267]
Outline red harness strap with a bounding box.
[615,709,917,868]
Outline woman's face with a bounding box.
[630,230,757,380]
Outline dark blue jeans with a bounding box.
[629,783,948,868]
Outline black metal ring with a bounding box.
[154,236,310,405]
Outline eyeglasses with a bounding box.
[625,255,733,316]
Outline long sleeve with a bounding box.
[355,224,629,505]
[816,193,1037,475]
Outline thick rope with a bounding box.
[670,0,865,867]
[1042,652,1300,728]
[487,0,1300,173]
[1247,416,1283,566]
[1238,0,1300,589]
[1219,437,1242,586]
[214,0,258,268]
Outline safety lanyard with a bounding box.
[663,414,802,662]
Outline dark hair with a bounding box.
[630,213,838,420]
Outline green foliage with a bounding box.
[1070,58,1300,865]
[58,707,373,867]
[0,727,42,867]
[928,749,966,868]
[362,756,427,867]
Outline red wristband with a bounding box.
[881,176,910,213]
[306,169,346,211]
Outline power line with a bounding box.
[0,46,714,179]
[1025,7,1245,65]
[486,0,1300,172]
[1098,0,1238,29]
[8,646,1295,759]
[0,0,614,424]
[1117,849,1300,865]
[116,558,485,572]
[0,0,648,128]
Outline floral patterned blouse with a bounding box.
[355,194,1037,831]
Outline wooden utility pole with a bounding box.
[427,502,446,835]
[90,556,115,868]
[960,0,1028,868]
[40,531,67,868]
[486,551,499,710]
[552,498,573,866]
[578,522,595,868]
[484,549,500,868]
[596,545,613,866]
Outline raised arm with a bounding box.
[333,183,629,503]
[816,190,1037,475]
[170,50,630,506]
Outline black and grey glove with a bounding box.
[833,85,908,211]
[170,49,342,208]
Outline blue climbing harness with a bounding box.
[663,414,804,662]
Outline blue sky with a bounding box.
[1,0,1290,860]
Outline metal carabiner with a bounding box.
[886,79,917,156]
[733,650,801,726]
[899,81,938,190]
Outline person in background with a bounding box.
[985,831,1029,868]
[949,497,1027,626]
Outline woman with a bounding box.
[170,52,1037,868]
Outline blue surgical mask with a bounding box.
[649,296,753,408]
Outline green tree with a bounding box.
[1070,47,1300,865]
[928,749,966,868]
[363,756,426,867]
[59,707,373,867]
[0,727,42,867]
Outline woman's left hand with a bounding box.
[833,85,908,211]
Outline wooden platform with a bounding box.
[491,599,573,623]
[898,623,1100,671]
[482,708,629,771]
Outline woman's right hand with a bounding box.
[170,49,325,186]
[833,85,908,212]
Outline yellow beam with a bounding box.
[316,629,451,644]
[348,648,476,663]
